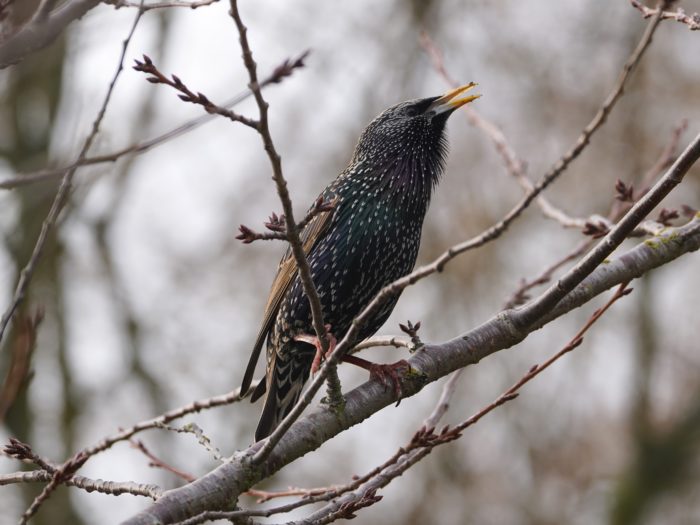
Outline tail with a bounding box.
[254,352,311,442]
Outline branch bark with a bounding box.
[121,213,700,524]
[0,0,102,69]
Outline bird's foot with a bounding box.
[342,355,410,406]
[294,324,337,374]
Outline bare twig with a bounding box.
[84,383,253,458]
[0,51,309,190]
[296,196,337,231]
[631,0,700,30]
[514,132,700,328]
[289,283,632,525]
[249,6,667,465]
[350,335,412,353]
[21,451,89,524]
[15,5,147,521]
[2,438,163,499]
[4,438,55,472]
[0,2,145,349]
[130,439,196,482]
[245,485,341,503]
[133,55,259,129]
[122,215,700,524]
[156,422,223,461]
[236,197,336,244]
[229,0,341,460]
[106,0,220,10]
[505,120,687,308]
[0,469,162,499]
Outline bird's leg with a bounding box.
[294,324,337,374]
[341,355,410,404]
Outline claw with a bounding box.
[294,324,337,374]
[368,360,411,406]
[342,355,410,406]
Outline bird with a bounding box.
[241,83,481,441]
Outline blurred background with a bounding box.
[1,1,700,523]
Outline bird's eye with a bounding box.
[405,107,419,117]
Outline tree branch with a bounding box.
[244,2,671,467]
[0,469,162,499]
[0,51,308,190]
[133,55,259,129]
[631,0,700,30]
[228,0,342,449]
[513,132,700,328]
[0,0,145,349]
[106,0,220,11]
[121,208,700,524]
[0,0,102,69]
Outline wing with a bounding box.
[240,198,336,396]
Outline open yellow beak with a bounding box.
[429,82,481,114]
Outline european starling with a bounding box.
[241,83,480,441]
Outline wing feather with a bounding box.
[240,200,335,396]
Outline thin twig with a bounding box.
[133,55,259,129]
[505,119,687,308]
[350,336,412,353]
[236,197,336,244]
[249,6,667,465]
[21,451,89,524]
[514,131,700,328]
[106,0,220,10]
[287,283,632,525]
[245,486,341,503]
[2,439,162,498]
[631,0,700,30]
[156,422,223,461]
[0,469,162,499]
[420,31,580,230]
[130,439,196,482]
[229,0,342,460]
[84,383,253,458]
[0,52,309,191]
[16,4,147,521]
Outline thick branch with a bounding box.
[0,0,101,69]
[122,215,700,525]
[513,132,700,327]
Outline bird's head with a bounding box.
[350,82,480,187]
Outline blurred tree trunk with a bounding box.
[0,29,85,525]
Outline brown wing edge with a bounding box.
[239,195,337,398]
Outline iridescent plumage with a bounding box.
[241,84,480,441]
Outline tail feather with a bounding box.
[254,352,310,442]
